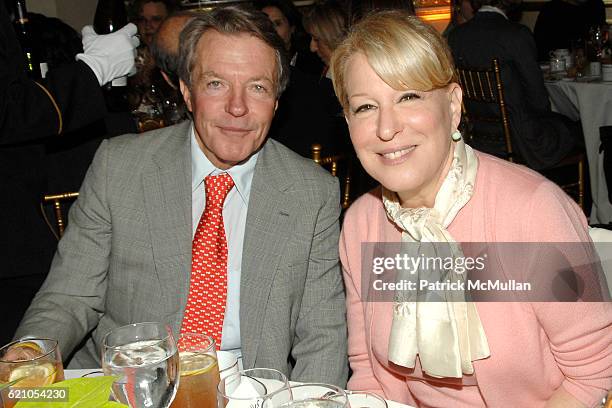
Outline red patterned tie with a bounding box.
[180,173,234,349]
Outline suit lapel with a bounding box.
[142,121,192,335]
[240,142,295,368]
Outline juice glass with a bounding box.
[0,338,64,408]
[171,333,219,408]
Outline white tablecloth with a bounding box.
[544,79,612,223]
[64,369,415,408]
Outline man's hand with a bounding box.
[76,23,140,86]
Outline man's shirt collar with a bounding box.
[190,125,259,206]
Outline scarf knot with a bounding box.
[383,140,490,379]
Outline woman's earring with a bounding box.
[451,130,462,142]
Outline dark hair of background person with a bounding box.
[347,0,415,25]
[253,0,304,51]
[177,6,290,96]
[253,0,324,76]
[130,0,179,19]
[470,0,522,19]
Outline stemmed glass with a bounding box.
[102,322,179,408]
[218,368,291,408]
[345,390,388,408]
[281,384,349,408]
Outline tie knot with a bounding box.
[204,173,235,207]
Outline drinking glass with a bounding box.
[102,322,179,408]
[345,390,388,408]
[0,338,64,408]
[280,383,349,408]
[171,333,219,408]
[217,351,239,380]
[218,368,291,408]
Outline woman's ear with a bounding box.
[448,83,463,131]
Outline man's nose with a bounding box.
[226,87,248,117]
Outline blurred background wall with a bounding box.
[25,0,612,36]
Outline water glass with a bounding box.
[217,351,239,380]
[102,322,179,408]
[280,383,348,408]
[171,333,219,408]
[218,368,291,408]
[0,338,64,408]
[345,390,388,408]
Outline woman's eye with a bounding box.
[399,92,421,102]
[353,104,375,114]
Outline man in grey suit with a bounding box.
[15,6,348,387]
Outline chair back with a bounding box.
[312,144,352,210]
[42,192,79,239]
[456,58,514,162]
[458,59,585,211]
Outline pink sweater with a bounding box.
[340,152,612,408]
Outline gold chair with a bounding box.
[312,144,352,210]
[41,192,79,239]
[457,58,585,210]
[456,58,514,162]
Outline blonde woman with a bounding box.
[302,1,348,77]
[332,10,611,407]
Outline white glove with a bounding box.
[76,23,140,86]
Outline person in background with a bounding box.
[302,0,348,79]
[443,0,474,36]
[15,6,348,387]
[332,10,611,407]
[347,0,415,25]
[129,0,179,125]
[534,0,606,62]
[149,10,198,125]
[447,0,581,171]
[150,11,197,90]
[133,0,177,47]
[255,0,323,76]
[0,2,139,344]
[251,2,339,157]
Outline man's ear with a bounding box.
[179,79,193,112]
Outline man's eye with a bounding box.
[207,81,222,89]
[399,92,421,102]
[252,84,267,93]
[353,104,375,114]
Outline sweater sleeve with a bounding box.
[526,182,612,407]
[340,204,387,396]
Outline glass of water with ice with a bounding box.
[102,322,179,408]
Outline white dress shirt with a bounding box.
[190,126,258,359]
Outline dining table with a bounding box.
[544,77,612,223]
[64,369,415,408]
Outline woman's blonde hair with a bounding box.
[330,10,456,111]
[302,1,348,53]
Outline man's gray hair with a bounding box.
[177,6,290,97]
